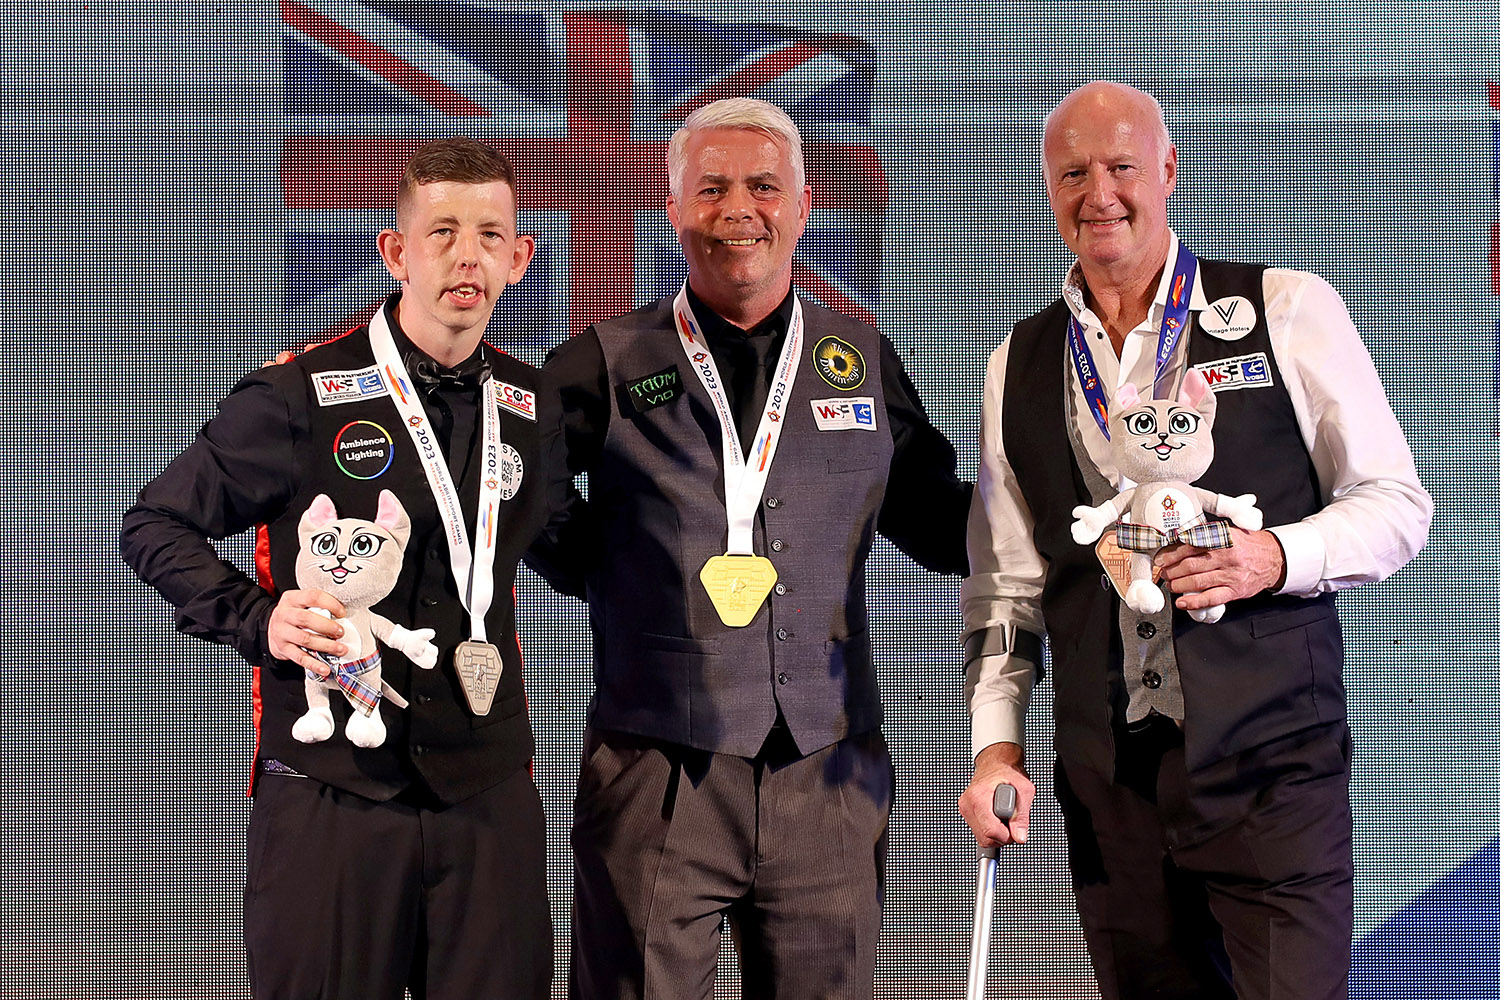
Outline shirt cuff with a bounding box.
[970,697,1027,760]
[1269,521,1326,596]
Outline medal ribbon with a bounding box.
[369,307,501,643]
[673,283,804,555]
[1067,241,1198,440]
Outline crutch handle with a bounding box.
[966,783,1018,998]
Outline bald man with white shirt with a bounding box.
[959,82,1431,1000]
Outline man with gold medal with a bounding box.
[536,98,972,998]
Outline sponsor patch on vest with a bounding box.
[623,365,681,413]
[1191,352,1275,392]
[493,380,537,421]
[498,442,523,500]
[810,396,878,431]
[812,336,866,391]
[1197,296,1257,341]
[311,365,390,406]
[333,420,396,480]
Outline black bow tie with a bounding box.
[407,352,491,392]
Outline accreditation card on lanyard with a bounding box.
[673,283,804,627]
[370,307,505,715]
[1067,241,1198,441]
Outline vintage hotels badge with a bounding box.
[699,554,780,628]
[453,639,504,716]
[1198,296,1257,341]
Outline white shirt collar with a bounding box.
[1060,230,1208,329]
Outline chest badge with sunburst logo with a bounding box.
[813,335,866,391]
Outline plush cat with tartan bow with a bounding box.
[291,490,438,748]
[1071,369,1262,624]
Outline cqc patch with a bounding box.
[1190,352,1275,393]
[809,396,878,431]
[312,365,389,406]
[812,336,866,391]
[493,380,537,421]
[333,420,396,480]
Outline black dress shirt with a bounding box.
[121,299,535,663]
[542,286,972,575]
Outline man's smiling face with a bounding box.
[666,127,810,318]
[1043,84,1176,277]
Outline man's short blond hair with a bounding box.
[667,98,806,197]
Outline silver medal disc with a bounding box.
[453,640,504,716]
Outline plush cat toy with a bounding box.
[291,490,438,748]
[1070,370,1262,624]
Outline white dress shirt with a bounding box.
[961,231,1433,758]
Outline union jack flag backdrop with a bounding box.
[280,0,886,357]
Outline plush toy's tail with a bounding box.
[380,682,410,710]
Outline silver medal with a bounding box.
[453,640,504,716]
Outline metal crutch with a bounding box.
[965,783,1018,1000]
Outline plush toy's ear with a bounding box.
[374,489,411,544]
[300,494,338,532]
[1180,368,1214,414]
[1115,382,1142,410]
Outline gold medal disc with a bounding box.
[699,554,778,628]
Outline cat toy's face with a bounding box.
[294,492,411,610]
[1109,396,1214,484]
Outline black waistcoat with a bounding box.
[1002,259,1344,778]
[585,296,895,758]
[253,318,559,804]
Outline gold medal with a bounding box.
[1095,528,1161,601]
[453,640,504,716]
[699,554,778,628]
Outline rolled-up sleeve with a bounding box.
[961,339,1048,759]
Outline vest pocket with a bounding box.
[641,632,723,655]
[471,689,526,729]
[826,454,878,475]
[1247,602,1335,638]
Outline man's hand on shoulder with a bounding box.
[1156,526,1287,612]
[267,589,349,676]
[959,741,1035,848]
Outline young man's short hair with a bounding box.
[396,137,518,226]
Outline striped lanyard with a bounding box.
[1067,241,1197,440]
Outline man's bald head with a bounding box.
[1042,81,1172,177]
[1039,81,1178,287]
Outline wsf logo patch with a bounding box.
[312,365,389,406]
[810,397,878,431]
[1191,352,1275,392]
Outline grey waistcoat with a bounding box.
[587,295,896,758]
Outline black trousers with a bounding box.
[244,766,552,1000]
[1057,717,1354,1000]
[569,725,893,1000]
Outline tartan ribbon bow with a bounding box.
[1115,518,1234,553]
[308,648,384,717]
